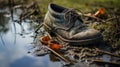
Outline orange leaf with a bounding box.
[94,8,106,17]
[50,44,62,50]
[40,36,51,45]
[49,40,62,50]
[40,36,63,50]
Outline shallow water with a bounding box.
[0,8,63,67]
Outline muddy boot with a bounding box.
[43,3,102,45]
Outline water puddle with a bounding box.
[0,8,63,67]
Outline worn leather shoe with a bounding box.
[43,3,102,45]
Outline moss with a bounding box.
[90,20,120,48]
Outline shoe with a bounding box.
[43,3,102,45]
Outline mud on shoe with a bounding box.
[43,3,102,45]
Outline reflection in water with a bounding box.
[0,13,9,33]
[0,11,10,46]
[0,8,63,67]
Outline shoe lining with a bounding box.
[51,4,65,13]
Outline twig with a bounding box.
[35,23,43,33]
[77,12,105,22]
[20,10,35,21]
[89,59,120,66]
[44,46,73,64]
[96,48,120,57]
[103,17,118,23]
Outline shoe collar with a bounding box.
[48,3,68,19]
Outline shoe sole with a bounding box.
[55,33,103,45]
[43,23,103,45]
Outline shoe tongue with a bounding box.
[50,9,69,19]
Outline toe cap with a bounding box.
[70,28,102,40]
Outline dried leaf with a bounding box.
[94,8,106,17]
[40,36,62,50]
[40,35,50,45]
[49,40,63,50]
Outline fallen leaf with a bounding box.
[50,43,62,50]
[48,40,62,50]
[40,35,50,45]
[94,8,106,17]
[40,36,63,50]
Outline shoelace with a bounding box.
[63,9,83,30]
[43,9,84,33]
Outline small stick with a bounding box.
[103,17,117,23]
[34,23,43,33]
[96,48,120,58]
[20,10,35,21]
[90,59,120,65]
[78,12,105,22]
[44,46,73,64]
